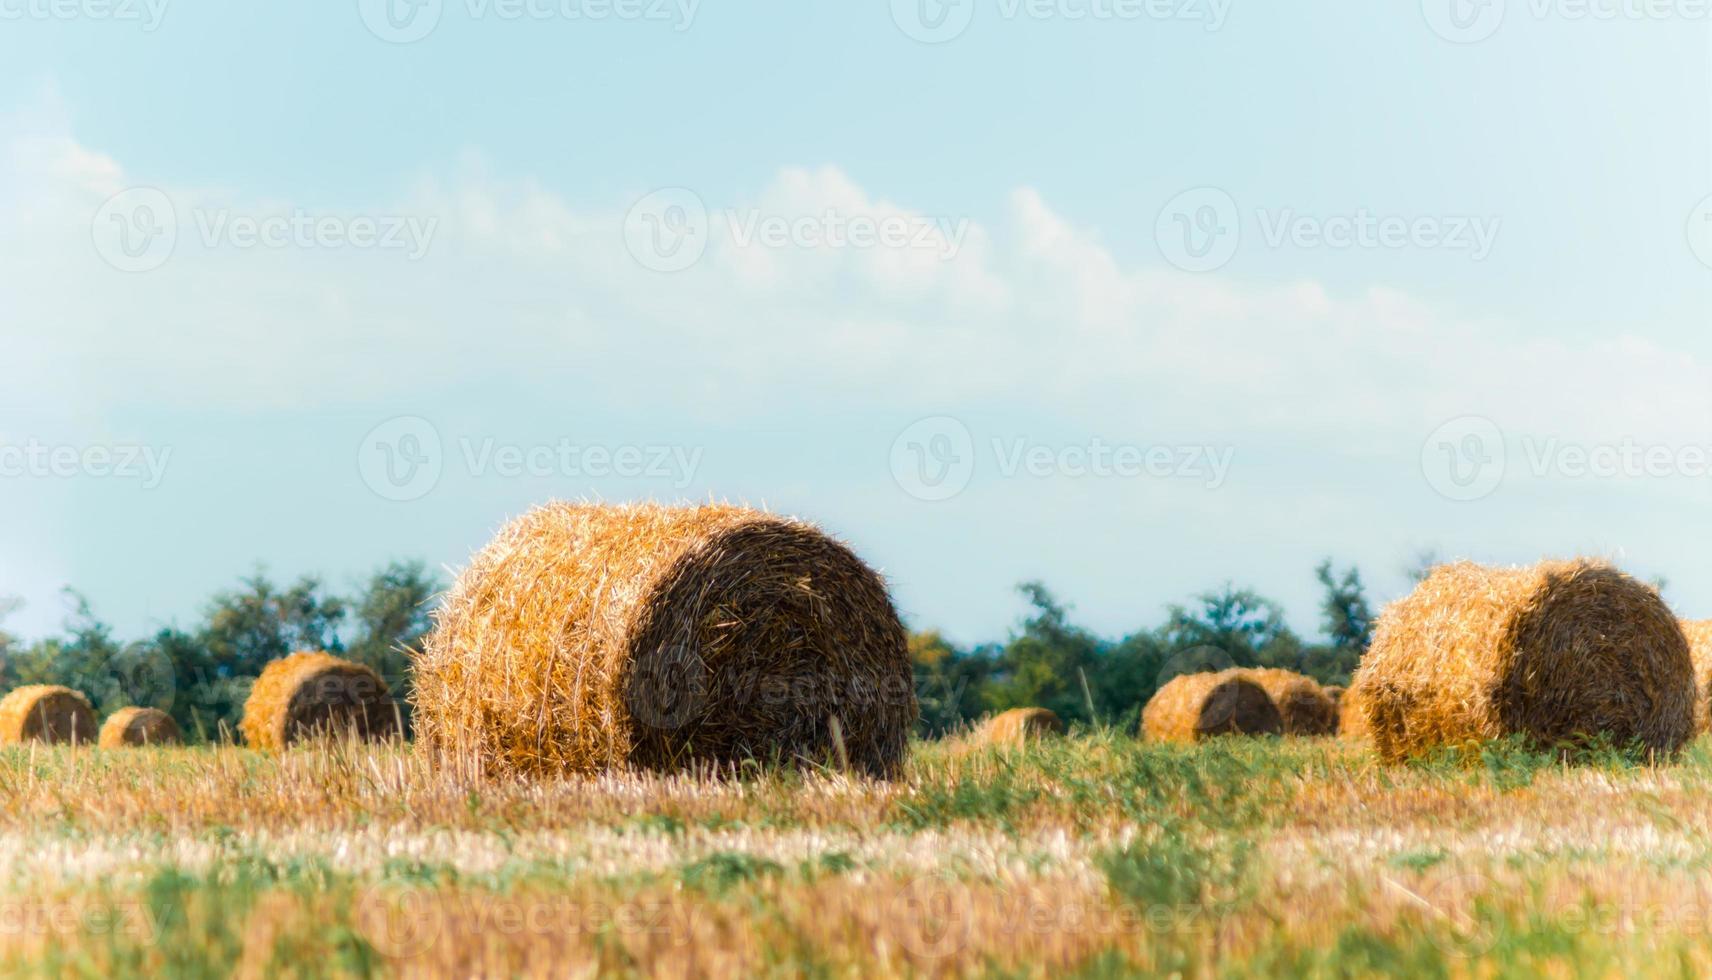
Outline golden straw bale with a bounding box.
[1142,670,1283,743]
[976,707,1066,747]
[1339,684,1371,740]
[239,652,397,751]
[1680,620,1712,733]
[0,685,96,745]
[1354,560,1693,763]
[98,707,183,747]
[1322,685,1345,707]
[1239,669,1338,736]
[413,502,917,779]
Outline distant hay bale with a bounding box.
[239,652,398,751]
[1142,670,1283,743]
[1681,620,1712,732]
[0,685,96,745]
[1322,685,1345,707]
[1354,560,1693,762]
[1240,669,1338,736]
[1338,684,1370,740]
[414,502,917,779]
[976,707,1066,747]
[98,707,183,748]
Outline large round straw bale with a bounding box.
[1142,670,1283,743]
[0,685,96,745]
[1354,560,1693,762]
[414,502,917,778]
[1680,619,1712,733]
[976,707,1066,747]
[1240,669,1337,736]
[98,707,183,747]
[239,652,398,750]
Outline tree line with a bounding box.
[0,558,1378,741]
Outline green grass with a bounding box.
[0,734,1709,977]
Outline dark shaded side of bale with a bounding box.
[413,502,917,779]
[99,706,183,747]
[239,652,398,751]
[1680,620,1712,733]
[978,707,1066,747]
[0,686,96,745]
[1242,669,1338,736]
[1142,670,1284,743]
[1353,560,1694,763]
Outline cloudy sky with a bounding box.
[1,2,1709,644]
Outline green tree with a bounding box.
[985,583,1104,725]
[202,572,347,681]
[1161,584,1301,670]
[346,561,440,727]
[909,630,991,736]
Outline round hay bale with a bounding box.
[1338,684,1371,740]
[414,502,917,778]
[239,652,398,751]
[1322,685,1345,707]
[1141,670,1283,743]
[0,685,96,745]
[976,707,1066,747]
[98,707,183,748]
[1354,560,1693,763]
[1680,619,1712,733]
[1240,669,1338,736]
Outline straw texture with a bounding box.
[1354,560,1693,762]
[1680,619,1712,733]
[239,652,397,751]
[414,502,916,778]
[1240,669,1338,736]
[1142,670,1283,743]
[98,707,183,747]
[0,686,96,745]
[975,707,1065,747]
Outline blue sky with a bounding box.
[1,2,1710,646]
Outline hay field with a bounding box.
[6,735,1712,978]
